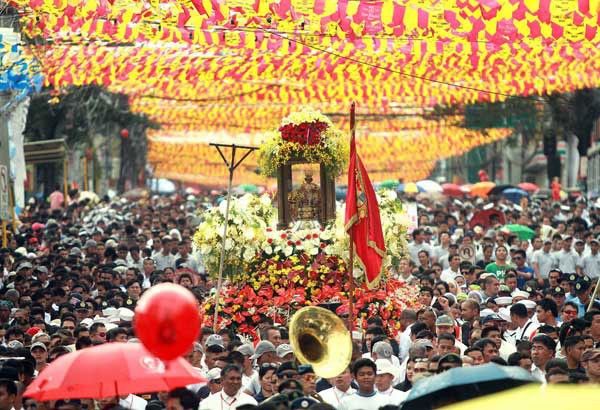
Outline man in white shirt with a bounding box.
[119,394,147,410]
[397,310,417,361]
[152,236,176,271]
[319,367,356,407]
[366,341,401,368]
[578,239,600,279]
[140,258,156,289]
[243,340,279,396]
[338,359,390,410]
[510,303,539,342]
[408,229,433,264]
[374,360,408,406]
[434,232,452,268]
[530,334,556,384]
[532,240,556,281]
[235,344,257,390]
[556,237,579,273]
[199,364,258,409]
[440,255,461,283]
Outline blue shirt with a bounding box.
[566,292,600,317]
[516,266,534,289]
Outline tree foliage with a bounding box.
[546,88,600,155]
[23,85,157,146]
[23,85,159,192]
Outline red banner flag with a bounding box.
[344,104,386,289]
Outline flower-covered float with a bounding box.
[193,110,419,339]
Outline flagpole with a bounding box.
[209,143,257,331]
[347,102,356,331]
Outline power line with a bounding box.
[265,29,518,99]
[138,85,275,102]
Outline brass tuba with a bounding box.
[289,306,352,378]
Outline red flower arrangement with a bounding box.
[201,250,421,340]
[279,121,329,145]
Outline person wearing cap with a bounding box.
[581,348,600,383]
[319,366,355,407]
[435,315,467,355]
[511,289,530,303]
[572,280,597,317]
[204,367,224,396]
[205,343,228,372]
[33,265,50,288]
[30,341,49,373]
[549,285,566,309]
[243,341,279,397]
[338,359,390,410]
[297,365,323,403]
[276,343,294,362]
[199,364,257,410]
[235,344,258,390]
[374,359,407,406]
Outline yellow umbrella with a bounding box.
[468,181,496,198]
[404,182,420,194]
[442,384,599,410]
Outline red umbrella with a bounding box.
[442,183,464,197]
[24,343,204,401]
[518,182,539,193]
[468,209,506,230]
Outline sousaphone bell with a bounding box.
[289,306,352,378]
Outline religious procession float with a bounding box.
[193,109,419,339]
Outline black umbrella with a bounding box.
[400,363,538,410]
[488,184,515,196]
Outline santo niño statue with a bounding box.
[288,171,321,222]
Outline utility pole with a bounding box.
[1,93,13,245]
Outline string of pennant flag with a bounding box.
[7,0,600,184]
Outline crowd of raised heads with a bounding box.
[0,191,599,410]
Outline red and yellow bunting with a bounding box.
[10,1,600,45]
[9,0,600,184]
[147,124,510,184]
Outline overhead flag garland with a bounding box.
[7,0,600,183]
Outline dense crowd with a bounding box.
[0,189,599,410]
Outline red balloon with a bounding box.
[134,283,200,360]
[120,129,129,138]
